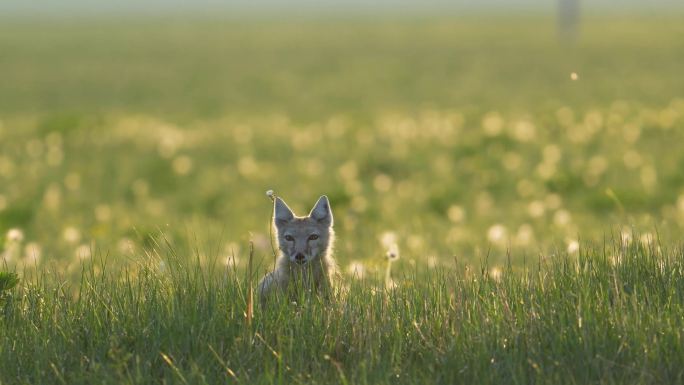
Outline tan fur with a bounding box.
[258,195,338,305]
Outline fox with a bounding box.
[258,195,338,305]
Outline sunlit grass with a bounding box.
[2,240,684,384]
[0,14,683,384]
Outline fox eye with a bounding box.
[308,234,319,241]
[284,235,294,241]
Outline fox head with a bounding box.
[274,195,334,266]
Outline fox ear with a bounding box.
[309,195,333,226]
[274,197,295,225]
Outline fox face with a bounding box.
[274,195,333,266]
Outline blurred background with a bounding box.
[0,1,683,277]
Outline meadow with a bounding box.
[1,14,684,384]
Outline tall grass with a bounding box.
[2,239,683,384]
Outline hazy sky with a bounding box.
[1,0,682,16]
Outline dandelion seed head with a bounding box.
[623,150,642,169]
[380,231,398,249]
[237,156,258,176]
[556,106,575,126]
[63,227,81,244]
[543,145,562,164]
[407,235,424,251]
[373,174,393,192]
[64,172,81,191]
[46,147,64,166]
[158,134,182,158]
[95,204,112,222]
[502,151,522,171]
[337,161,358,181]
[132,179,149,197]
[536,161,556,180]
[385,243,400,262]
[640,166,657,190]
[487,224,507,243]
[515,224,535,246]
[527,200,545,218]
[7,228,24,243]
[350,195,368,212]
[476,191,494,213]
[545,194,563,210]
[622,124,641,143]
[45,132,62,147]
[553,210,571,227]
[172,155,193,176]
[516,179,535,198]
[0,156,15,178]
[233,125,253,144]
[482,112,504,137]
[145,200,164,216]
[26,139,44,158]
[677,194,684,213]
[447,205,465,223]
[588,156,608,176]
[511,120,536,142]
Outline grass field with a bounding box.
[2,241,684,384]
[1,14,684,384]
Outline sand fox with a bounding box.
[258,195,338,305]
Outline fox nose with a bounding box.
[295,253,305,263]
